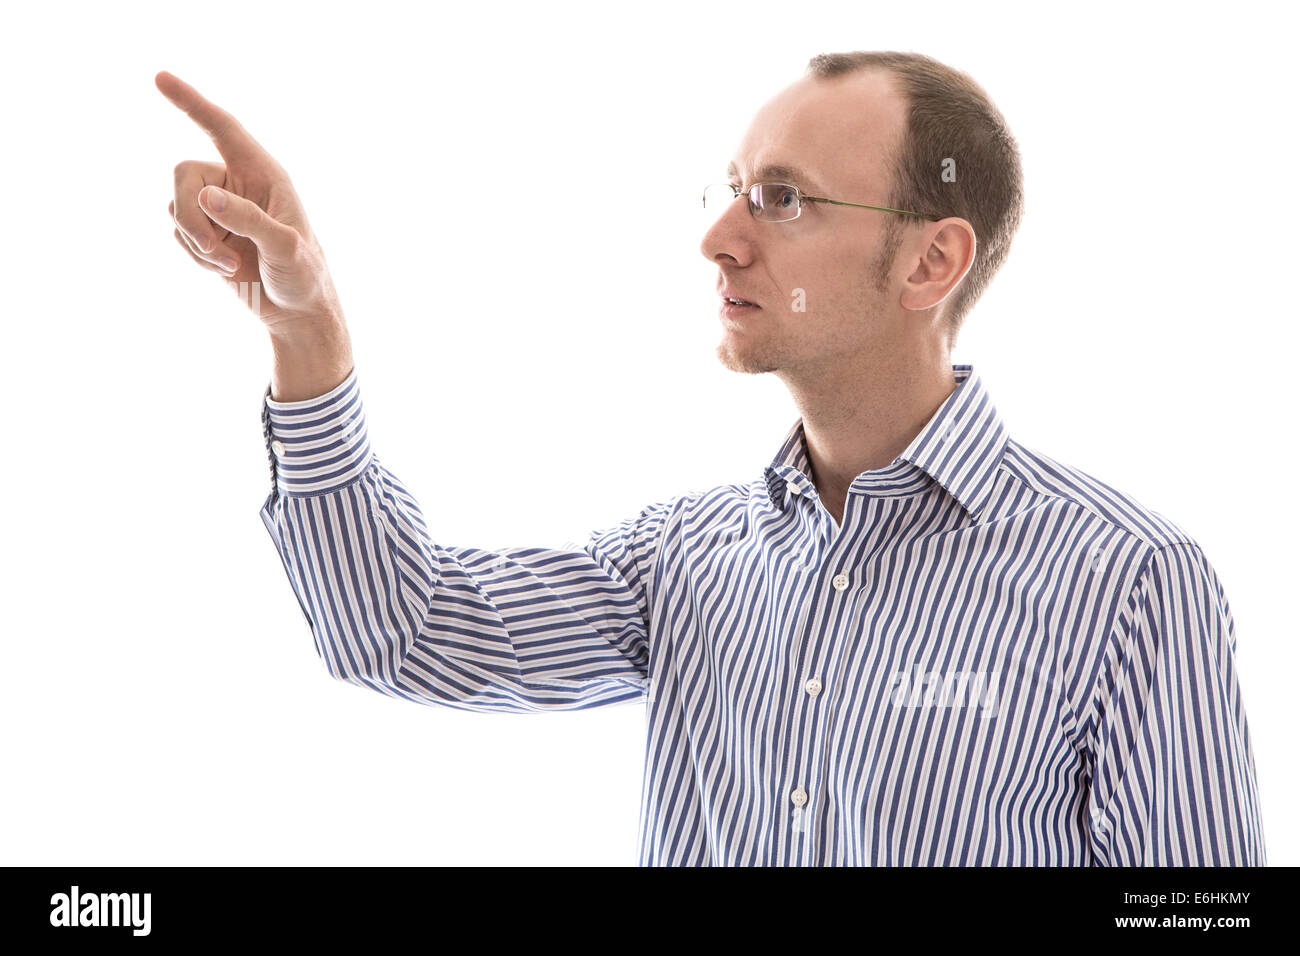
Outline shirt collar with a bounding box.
[762,363,1009,523]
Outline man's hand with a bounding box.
[157,70,344,335]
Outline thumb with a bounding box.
[198,186,297,260]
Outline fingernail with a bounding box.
[219,257,237,273]
[205,187,226,212]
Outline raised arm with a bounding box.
[258,370,677,712]
[158,72,677,711]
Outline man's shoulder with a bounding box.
[664,479,763,519]
[999,437,1204,554]
[617,478,780,544]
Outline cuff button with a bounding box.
[271,439,285,457]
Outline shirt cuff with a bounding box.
[260,367,373,498]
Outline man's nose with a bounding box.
[699,196,756,267]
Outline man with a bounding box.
[158,51,1266,866]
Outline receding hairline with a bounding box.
[724,72,908,197]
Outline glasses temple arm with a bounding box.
[803,196,940,221]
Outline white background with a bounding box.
[1,0,1295,866]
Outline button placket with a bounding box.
[794,563,846,847]
[784,497,872,859]
[804,498,882,856]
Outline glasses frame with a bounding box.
[703,181,940,223]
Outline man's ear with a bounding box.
[899,218,977,311]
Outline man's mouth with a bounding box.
[720,291,762,312]
[720,297,760,320]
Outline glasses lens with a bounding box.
[703,183,739,212]
[751,183,800,221]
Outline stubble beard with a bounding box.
[715,333,783,375]
[715,226,900,376]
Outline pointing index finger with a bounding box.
[155,70,270,167]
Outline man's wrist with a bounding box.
[268,312,354,403]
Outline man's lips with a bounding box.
[719,291,761,308]
[719,294,761,322]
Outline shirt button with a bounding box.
[790,787,808,808]
[805,677,822,697]
[832,572,849,591]
[786,480,800,498]
[271,439,285,457]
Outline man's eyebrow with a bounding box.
[726,160,822,192]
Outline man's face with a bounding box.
[700,69,912,378]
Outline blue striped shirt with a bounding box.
[258,362,1266,866]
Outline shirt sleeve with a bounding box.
[257,368,676,713]
[1084,540,1266,865]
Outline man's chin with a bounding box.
[716,340,780,375]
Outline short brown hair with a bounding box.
[806,51,1024,350]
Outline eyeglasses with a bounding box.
[702,181,939,223]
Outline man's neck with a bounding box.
[781,351,958,527]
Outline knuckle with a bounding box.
[174,231,205,266]
[281,228,306,259]
[213,115,249,150]
[182,222,210,252]
[176,229,218,267]
[175,229,200,256]
[267,178,295,206]
[207,116,233,143]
